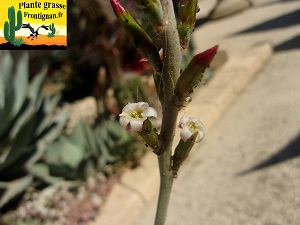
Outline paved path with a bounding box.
[133,0,300,224]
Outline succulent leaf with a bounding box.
[0,110,37,172]
[28,67,47,106]
[110,0,163,72]
[47,136,85,170]
[95,125,119,164]
[28,163,64,184]
[0,51,13,109]
[178,0,198,49]
[41,109,69,144]
[0,52,69,209]
[0,175,33,209]
[0,52,15,138]
[135,0,166,31]
[13,53,29,115]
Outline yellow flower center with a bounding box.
[188,122,199,131]
[130,110,143,118]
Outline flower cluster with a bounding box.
[119,102,205,144]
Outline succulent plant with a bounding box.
[0,51,69,210]
[34,119,144,182]
[47,23,56,38]
[3,6,23,44]
[12,38,25,46]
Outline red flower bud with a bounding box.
[110,0,163,72]
[173,45,218,108]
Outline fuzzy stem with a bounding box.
[155,105,178,225]
[154,0,182,224]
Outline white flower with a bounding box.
[179,116,205,142]
[119,102,157,131]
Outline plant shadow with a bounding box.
[274,34,300,52]
[234,9,300,34]
[237,133,300,176]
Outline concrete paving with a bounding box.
[132,0,300,224]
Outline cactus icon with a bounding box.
[48,23,56,38]
[3,6,23,44]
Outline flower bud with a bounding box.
[138,119,161,154]
[178,0,198,49]
[172,132,198,177]
[172,116,205,177]
[173,45,218,108]
[135,0,166,32]
[110,0,163,72]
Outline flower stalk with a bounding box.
[110,0,218,224]
[154,0,182,224]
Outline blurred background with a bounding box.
[1,0,300,224]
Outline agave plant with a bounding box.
[0,51,69,210]
[32,119,144,183]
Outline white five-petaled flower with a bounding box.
[119,102,157,132]
[179,116,205,143]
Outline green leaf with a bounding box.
[28,163,63,184]
[95,127,118,167]
[0,111,37,172]
[25,141,46,168]
[28,67,47,106]
[178,0,198,49]
[135,0,166,31]
[0,175,33,209]
[80,123,98,157]
[0,52,15,138]
[7,103,35,143]
[41,109,69,144]
[0,51,13,109]
[34,95,60,138]
[46,137,85,169]
[13,53,29,116]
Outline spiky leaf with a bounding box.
[0,175,33,209]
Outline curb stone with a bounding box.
[89,42,273,225]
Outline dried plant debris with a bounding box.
[3,176,115,225]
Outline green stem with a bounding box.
[154,0,182,224]
[155,105,178,225]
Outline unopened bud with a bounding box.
[135,0,167,32]
[110,0,163,72]
[138,119,161,154]
[174,45,218,108]
[178,0,198,49]
[172,132,198,177]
